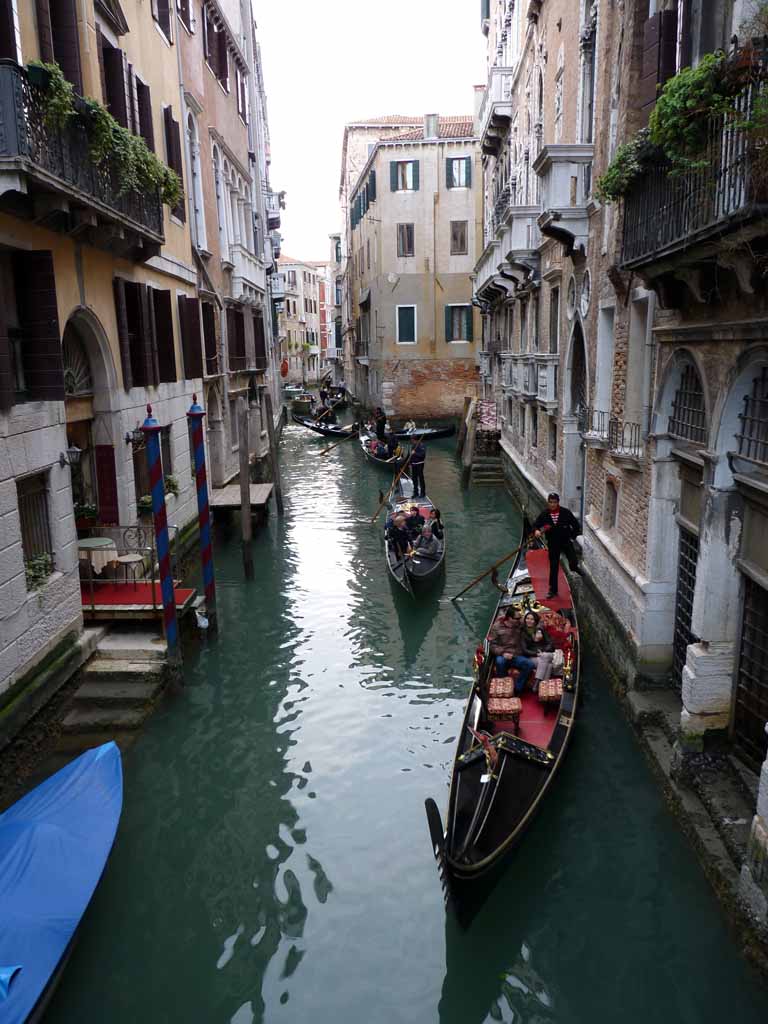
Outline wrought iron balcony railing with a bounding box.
[492,182,512,234]
[608,417,643,460]
[0,61,163,250]
[622,50,768,268]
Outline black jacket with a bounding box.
[533,506,580,544]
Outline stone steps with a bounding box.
[73,680,163,707]
[80,657,165,683]
[471,455,505,486]
[96,629,167,661]
[61,706,147,734]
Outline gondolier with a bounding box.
[411,439,427,499]
[532,493,581,599]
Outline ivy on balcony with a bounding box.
[29,61,182,209]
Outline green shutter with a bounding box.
[465,156,472,188]
[369,170,376,201]
[445,305,452,341]
[465,306,473,342]
[390,161,398,191]
[412,160,420,191]
[446,158,453,189]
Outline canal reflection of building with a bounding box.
[390,579,444,668]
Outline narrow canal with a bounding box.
[47,421,768,1024]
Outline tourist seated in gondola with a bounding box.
[386,434,402,461]
[403,417,417,433]
[405,505,425,536]
[487,605,535,695]
[388,514,412,561]
[427,507,443,540]
[375,439,388,458]
[412,524,439,559]
[520,611,556,688]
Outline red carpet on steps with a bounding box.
[524,549,572,612]
[81,583,195,607]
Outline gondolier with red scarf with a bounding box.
[533,492,582,599]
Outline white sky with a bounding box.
[253,0,487,261]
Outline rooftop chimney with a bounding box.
[424,113,439,141]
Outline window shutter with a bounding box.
[103,46,129,127]
[202,302,218,374]
[445,305,452,342]
[163,106,186,221]
[412,161,420,191]
[95,25,108,107]
[94,445,119,525]
[156,0,171,38]
[14,251,64,401]
[137,81,155,152]
[390,161,398,192]
[253,310,266,368]
[178,295,203,379]
[34,0,54,63]
[140,284,159,386]
[464,156,472,188]
[153,289,176,383]
[0,0,16,60]
[128,65,139,136]
[465,306,473,342]
[217,31,229,87]
[112,278,132,390]
[49,0,83,93]
[0,307,13,409]
[446,158,453,189]
[369,170,376,202]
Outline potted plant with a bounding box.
[137,494,154,520]
[25,61,52,90]
[74,501,98,530]
[164,474,180,498]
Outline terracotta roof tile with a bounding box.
[385,117,475,141]
[353,115,422,125]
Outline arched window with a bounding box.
[668,361,707,444]
[62,323,93,397]
[569,323,587,419]
[737,365,768,465]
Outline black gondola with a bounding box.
[425,532,579,925]
[394,424,456,441]
[359,430,408,471]
[384,480,446,595]
[327,386,348,410]
[291,413,359,438]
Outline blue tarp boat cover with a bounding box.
[0,742,123,1023]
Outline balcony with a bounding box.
[270,229,282,259]
[533,144,594,258]
[0,62,163,260]
[520,357,538,400]
[579,407,611,447]
[265,190,282,230]
[271,272,286,301]
[478,66,515,157]
[535,356,558,409]
[325,346,341,361]
[621,71,768,272]
[230,244,266,301]
[580,407,643,465]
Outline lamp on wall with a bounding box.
[59,445,82,468]
[124,426,145,446]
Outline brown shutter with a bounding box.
[113,277,133,390]
[156,0,171,37]
[137,81,155,152]
[163,107,186,222]
[13,251,63,402]
[178,295,203,379]
[95,445,119,525]
[128,65,139,136]
[0,0,16,60]
[50,0,82,94]
[95,24,108,107]
[153,289,177,383]
[253,310,266,368]
[103,46,129,127]
[35,0,54,63]
[638,10,678,126]
[140,284,159,386]
[0,306,13,409]
[217,31,228,87]
[202,301,218,374]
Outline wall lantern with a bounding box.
[59,445,82,468]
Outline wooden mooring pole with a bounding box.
[261,387,284,516]
[238,396,254,581]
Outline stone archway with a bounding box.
[62,308,122,527]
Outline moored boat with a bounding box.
[394,424,455,441]
[384,482,446,595]
[0,742,123,1023]
[291,413,359,438]
[425,533,579,925]
[359,430,407,471]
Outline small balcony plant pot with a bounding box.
[26,63,52,90]
[75,516,96,531]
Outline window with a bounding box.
[136,79,154,151]
[520,404,526,437]
[367,239,370,270]
[160,424,173,476]
[520,301,528,352]
[531,406,538,447]
[390,160,419,191]
[396,305,416,344]
[605,479,619,528]
[446,157,471,188]
[236,65,248,122]
[17,473,53,583]
[101,41,130,128]
[549,418,557,461]
[450,221,468,255]
[152,289,176,383]
[178,295,203,378]
[163,107,185,222]
[229,397,239,448]
[227,306,246,370]
[531,295,539,351]
[737,366,768,465]
[202,301,218,374]
[445,304,473,342]
[178,0,192,31]
[37,0,82,93]
[151,0,172,41]
[397,223,414,257]
[549,286,560,354]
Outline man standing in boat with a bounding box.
[410,438,427,499]
[532,493,582,599]
[374,407,387,441]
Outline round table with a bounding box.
[78,537,119,573]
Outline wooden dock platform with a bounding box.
[210,484,274,514]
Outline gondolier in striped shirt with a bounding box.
[533,492,582,599]
[410,439,427,499]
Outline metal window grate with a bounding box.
[734,576,768,771]
[17,473,53,562]
[668,363,707,444]
[671,527,700,690]
[737,366,768,465]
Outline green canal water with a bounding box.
[47,421,768,1023]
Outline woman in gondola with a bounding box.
[428,507,444,540]
[520,610,556,690]
[412,524,439,559]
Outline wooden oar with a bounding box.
[314,397,344,423]
[319,428,357,456]
[370,434,424,524]
[450,537,531,602]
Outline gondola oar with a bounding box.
[314,397,345,423]
[319,428,358,456]
[450,537,532,602]
[370,434,424,524]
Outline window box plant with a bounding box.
[25,553,53,591]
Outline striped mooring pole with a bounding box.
[142,404,182,677]
[187,394,217,634]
